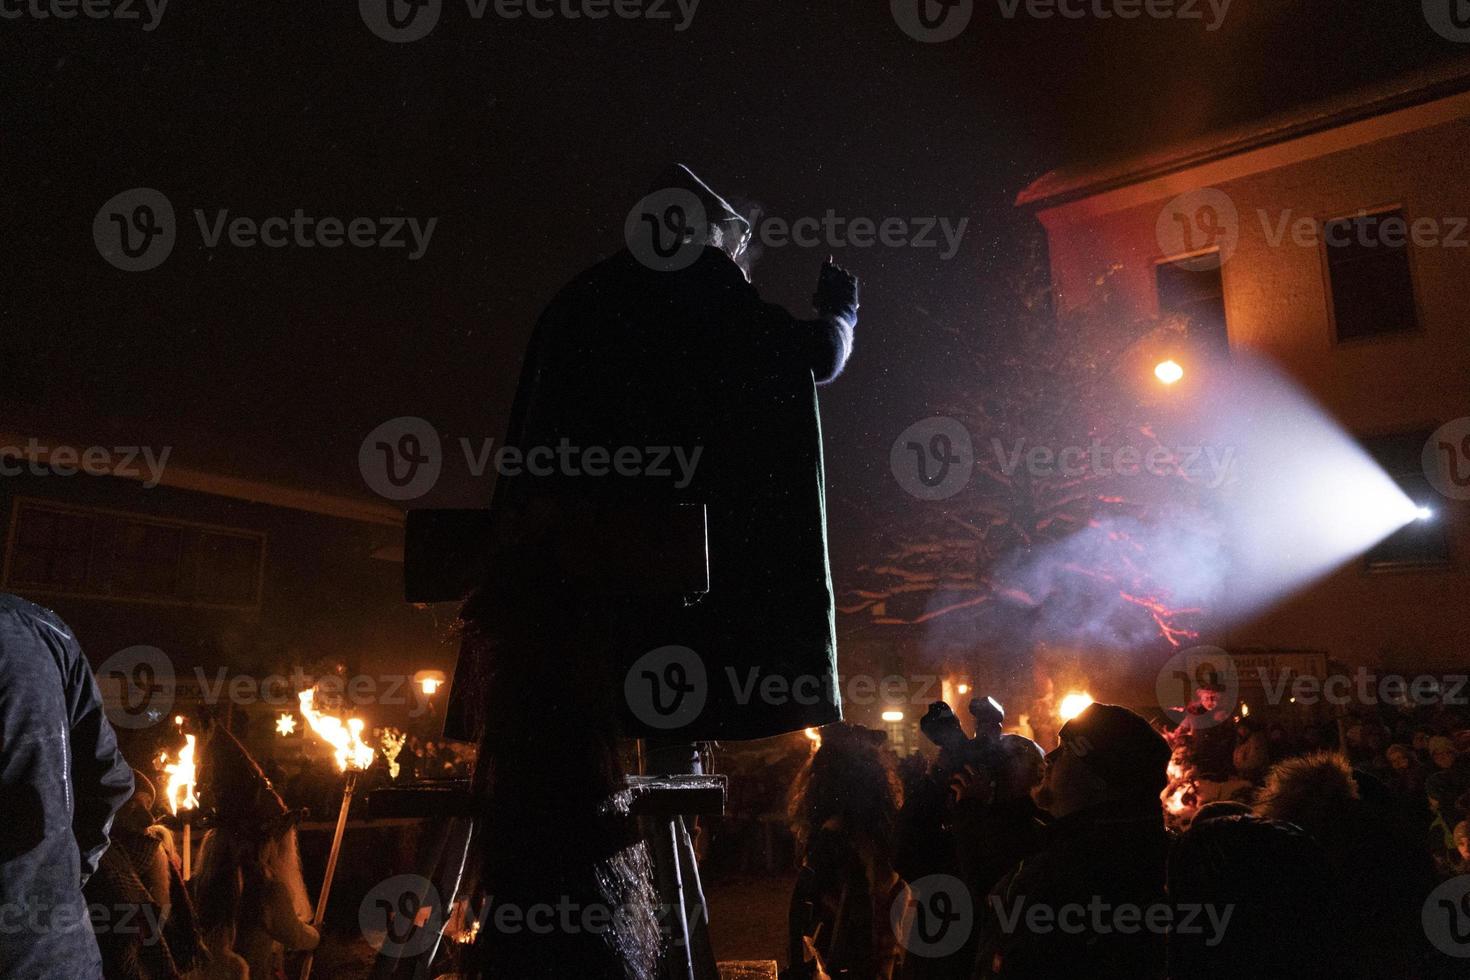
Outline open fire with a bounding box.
[297,687,375,772]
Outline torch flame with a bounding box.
[803,726,822,749]
[1058,692,1094,722]
[163,734,198,816]
[1162,755,1196,818]
[298,688,375,772]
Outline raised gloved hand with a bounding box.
[812,256,859,320]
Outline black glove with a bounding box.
[812,256,858,319]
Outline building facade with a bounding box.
[1017,63,1470,674]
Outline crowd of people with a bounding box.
[9,580,1470,979]
[782,686,1470,980]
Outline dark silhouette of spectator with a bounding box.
[976,703,1171,979]
[951,734,1048,898]
[1424,769,1465,867]
[1189,799,1252,825]
[0,594,134,979]
[786,724,906,980]
[1385,742,1427,799]
[900,735,1049,980]
[83,770,204,980]
[1167,814,1344,979]
[1428,735,1459,771]
[1447,820,1470,877]
[1255,752,1438,979]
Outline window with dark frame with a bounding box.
[3,499,265,607]
[1156,259,1229,355]
[1324,209,1419,342]
[1361,431,1449,571]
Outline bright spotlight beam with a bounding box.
[1160,352,1422,623]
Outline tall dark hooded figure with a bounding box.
[447,165,858,979]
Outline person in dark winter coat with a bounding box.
[1254,752,1440,980]
[448,162,860,744]
[0,593,134,980]
[1167,814,1344,980]
[447,165,859,980]
[951,734,1049,902]
[975,703,1172,979]
[893,734,1048,980]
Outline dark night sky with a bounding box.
[4,0,1462,574]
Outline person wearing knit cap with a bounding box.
[975,703,1171,978]
[188,724,318,980]
[1045,701,1172,815]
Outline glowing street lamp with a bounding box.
[1154,359,1184,385]
[413,668,447,698]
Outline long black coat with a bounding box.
[975,800,1170,979]
[449,245,854,742]
[0,593,134,980]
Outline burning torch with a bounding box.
[162,734,199,879]
[296,686,375,980]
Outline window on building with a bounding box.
[1324,209,1419,342]
[3,498,266,607]
[1360,432,1449,571]
[1156,259,1229,354]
